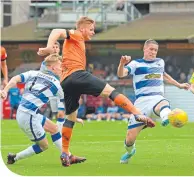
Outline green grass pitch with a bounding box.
[1,120,194,176]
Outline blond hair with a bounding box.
[44,53,62,66]
[76,16,94,29]
[144,39,158,46]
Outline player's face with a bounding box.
[53,44,60,54]
[52,61,62,77]
[82,23,95,41]
[143,43,158,60]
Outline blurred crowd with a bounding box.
[2,55,193,120]
[87,56,194,83]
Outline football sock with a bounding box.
[56,118,65,133]
[124,140,135,154]
[62,119,75,155]
[51,132,62,152]
[160,106,171,122]
[14,144,43,161]
[109,90,140,115]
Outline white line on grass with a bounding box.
[0,139,191,149]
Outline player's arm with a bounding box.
[0,75,21,100]
[47,29,67,48]
[117,55,131,78]
[1,60,8,86]
[38,29,67,56]
[190,84,194,94]
[163,72,190,90]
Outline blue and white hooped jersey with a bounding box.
[125,58,165,100]
[19,70,64,115]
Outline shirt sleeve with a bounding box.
[124,60,137,75]
[67,29,83,41]
[189,73,194,84]
[19,70,35,83]
[160,59,165,73]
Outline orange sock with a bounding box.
[62,127,73,155]
[61,119,75,155]
[109,90,140,115]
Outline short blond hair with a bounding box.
[44,54,62,66]
[76,16,94,29]
[144,39,158,46]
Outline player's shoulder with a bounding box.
[156,57,164,62]
[134,58,164,63]
[68,29,83,40]
[69,29,80,35]
[22,70,38,75]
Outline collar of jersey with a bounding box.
[141,58,160,63]
[42,70,60,81]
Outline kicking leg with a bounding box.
[101,84,155,127]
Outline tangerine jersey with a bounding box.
[61,30,86,82]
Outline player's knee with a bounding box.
[100,84,115,97]
[125,139,135,146]
[126,132,137,145]
[40,143,49,151]
[51,124,58,134]
[155,100,169,112]
[67,111,77,122]
[39,141,49,151]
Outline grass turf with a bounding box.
[1,120,194,176]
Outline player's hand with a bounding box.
[0,90,8,100]
[120,55,131,65]
[178,83,190,90]
[76,118,84,126]
[134,114,155,128]
[37,46,54,56]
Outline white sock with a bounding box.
[124,141,135,154]
[51,132,62,153]
[56,118,65,133]
[15,144,42,161]
[160,107,171,122]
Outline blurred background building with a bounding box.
[1,0,194,121]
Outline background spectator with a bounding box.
[8,86,21,119]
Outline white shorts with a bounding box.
[16,109,47,141]
[128,95,169,129]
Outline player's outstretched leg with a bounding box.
[120,142,136,164]
[7,144,45,165]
